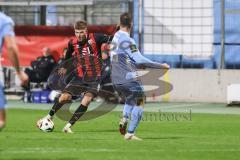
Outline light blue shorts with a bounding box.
[0,84,6,109]
[114,81,145,106]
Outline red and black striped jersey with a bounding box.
[65,33,112,81]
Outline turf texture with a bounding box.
[1,106,240,160]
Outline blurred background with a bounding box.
[0,0,239,104]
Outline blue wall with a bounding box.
[214,0,240,68]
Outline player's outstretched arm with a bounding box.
[4,35,28,85]
[130,49,170,69]
[124,38,170,69]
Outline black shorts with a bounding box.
[100,74,114,94]
[63,76,100,97]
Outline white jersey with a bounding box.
[110,30,138,84]
[110,30,162,84]
[0,12,15,85]
[0,12,15,53]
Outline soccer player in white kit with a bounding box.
[110,13,170,140]
[0,12,28,130]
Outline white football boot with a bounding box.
[62,123,73,134]
[124,133,142,141]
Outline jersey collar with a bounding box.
[119,30,130,36]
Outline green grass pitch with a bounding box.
[1,104,240,160]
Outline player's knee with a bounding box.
[59,93,72,103]
[82,93,94,106]
[0,121,5,130]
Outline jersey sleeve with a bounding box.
[122,38,139,59]
[2,23,15,37]
[125,38,164,69]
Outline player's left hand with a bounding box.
[16,71,29,86]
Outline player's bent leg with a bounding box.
[81,92,94,106]
[48,92,72,118]
[0,86,6,131]
[114,83,134,135]
[59,92,73,104]
[124,105,143,141]
[119,102,133,135]
[63,92,94,133]
[0,109,6,130]
[124,83,145,140]
[37,92,72,130]
[125,105,144,141]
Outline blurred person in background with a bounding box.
[22,47,56,102]
[24,47,56,85]
[0,12,29,130]
[57,48,67,65]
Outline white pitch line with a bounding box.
[0,148,116,154]
[1,148,240,154]
[176,148,240,153]
[155,103,203,109]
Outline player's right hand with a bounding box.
[16,71,29,86]
[161,63,170,69]
[58,67,67,76]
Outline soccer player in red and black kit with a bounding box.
[37,20,113,133]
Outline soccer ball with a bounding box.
[37,118,54,132]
